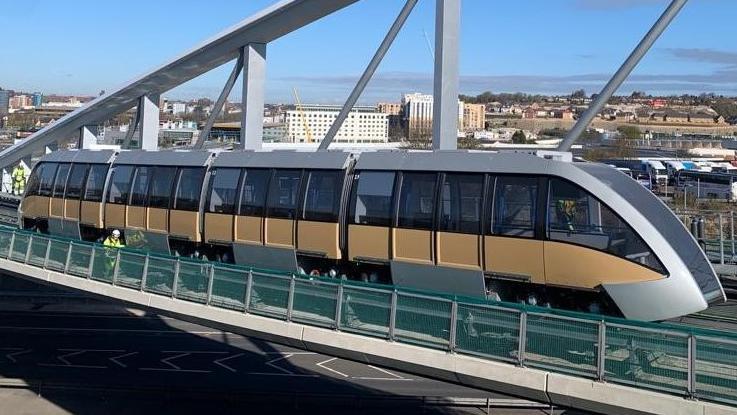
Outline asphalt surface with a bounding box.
[0,292,590,415]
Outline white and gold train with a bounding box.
[19,149,725,321]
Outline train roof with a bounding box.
[354,150,558,174]
[112,150,214,167]
[212,150,354,170]
[40,150,116,164]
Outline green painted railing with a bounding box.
[0,226,735,407]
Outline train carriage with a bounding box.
[19,149,725,321]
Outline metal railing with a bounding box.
[0,226,735,407]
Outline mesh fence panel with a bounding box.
[605,325,689,395]
[0,228,13,259]
[67,243,93,277]
[116,251,147,289]
[291,280,337,327]
[46,240,69,272]
[525,314,599,378]
[340,287,392,338]
[248,273,290,319]
[210,266,247,311]
[175,261,210,304]
[91,247,117,283]
[9,233,30,262]
[455,304,520,363]
[27,236,49,267]
[394,294,451,350]
[695,337,737,406]
[144,256,175,296]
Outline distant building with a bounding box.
[32,92,43,107]
[9,95,32,110]
[378,102,402,116]
[285,104,388,144]
[462,103,485,131]
[0,90,9,116]
[401,92,464,138]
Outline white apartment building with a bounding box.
[401,93,464,138]
[285,105,388,144]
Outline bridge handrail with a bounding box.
[0,225,735,407]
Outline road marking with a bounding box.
[2,348,32,363]
[264,353,297,374]
[109,352,138,368]
[0,326,221,334]
[213,353,244,373]
[254,353,318,377]
[139,351,226,373]
[315,357,348,378]
[351,377,413,381]
[366,365,409,380]
[38,349,113,369]
[246,372,318,377]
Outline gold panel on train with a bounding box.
[21,196,43,219]
[80,201,102,228]
[543,241,664,289]
[265,218,294,248]
[348,224,391,262]
[235,216,263,245]
[436,232,482,270]
[147,208,169,233]
[127,206,147,229]
[170,210,200,242]
[64,200,80,220]
[484,236,545,284]
[35,196,51,218]
[297,221,341,259]
[105,204,126,229]
[392,228,433,264]
[49,198,65,218]
[205,213,234,243]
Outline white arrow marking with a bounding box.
[213,353,244,373]
[246,353,318,377]
[140,351,226,373]
[367,365,407,379]
[109,352,138,368]
[38,349,114,369]
[264,353,295,374]
[4,348,32,363]
[315,357,348,378]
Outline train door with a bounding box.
[146,166,177,234]
[80,164,109,229]
[264,169,302,248]
[170,167,206,242]
[205,168,240,244]
[31,163,58,221]
[392,172,437,264]
[296,170,343,259]
[128,166,151,230]
[483,176,545,284]
[104,165,135,230]
[347,171,395,263]
[49,163,71,219]
[435,173,484,270]
[235,169,269,245]
[64,163,89,223]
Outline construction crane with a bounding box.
[292,87,314,144]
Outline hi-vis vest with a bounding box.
[103,237,123,248]
[12,167,25,182]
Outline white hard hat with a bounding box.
[112,230,121,237]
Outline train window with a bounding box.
[302,170,343,222]
[397,172,437,230]
[239,169,270,216]
[548,178,665,273]
[52,164,71,198]
[107,165,135,204]
[207,168,241,214]
[65,164,89,200]
[350,171,395,226]
[83,165,109,202]
[148,167,177,209]
[173,168,205,211]
[266,170,302,219]
[439,173,483,234]
[38,163,58,197]
[130,166,152,206]
[492,176,537,238]
[26,164,44,196]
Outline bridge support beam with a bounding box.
[138,94,160,151]
[196,55,245,149]
[240,43,266,150]
[78,126,97,149]
[432,0,461,151]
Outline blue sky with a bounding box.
[1,0,736,104]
